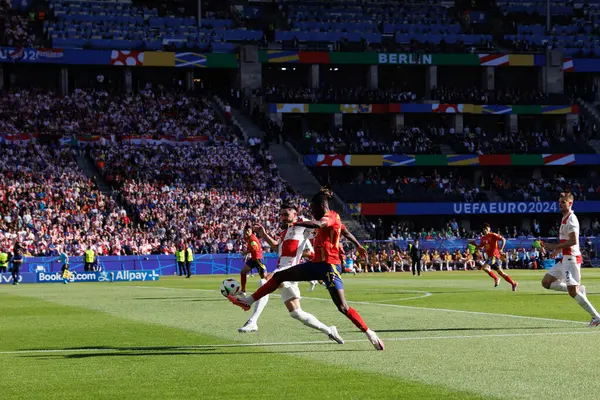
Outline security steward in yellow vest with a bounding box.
[184,245,193,278]
[176,246,186,276]
[84,247,96,272]
[0,251,8,273]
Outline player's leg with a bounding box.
[256,260,267,280]
[564,260,600,326]
[494,262,518,291]
[238,276,270,332]
[482,263,500,287]
[228,262,323,310]
[326,285,384,351]
[240,263,252,293]
[61,264,69,284]
[282,284,344,343]
[11,265,19,285]
[541,263,568,292]
[308,280,318,292]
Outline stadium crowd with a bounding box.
[295,124,589,155]
[0,89,225,138]
[262,85,421,103]
[430,86,570,105]
[315,168,486,203]
[0,144,127,257]
[491,173,600,202]
[298,126,440,154]
[262,85,568,105]
[90,141,305,255]
[3,15,36,47]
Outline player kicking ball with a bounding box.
[228,188,384,351]
[541,192,600,327]
[471,224,518,291]
[237,204,344,345]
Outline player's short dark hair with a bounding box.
[311,187,333,205]
[280,203,297,211]
[244,225,253,232]
[483,223,491,230]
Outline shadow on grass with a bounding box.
[21,347,365,359]
[133,297,223,302]
[349,326,575,334]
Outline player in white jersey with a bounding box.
[541,192,600,327]
[237,203,345,344]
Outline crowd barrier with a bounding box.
[363,237,600,252]
[17,253,281,275]
[4,237,597,284]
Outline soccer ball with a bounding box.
[220,278,240,297]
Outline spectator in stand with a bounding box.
[89,141,307,256]
[0,90,228,140]
[430,86,566,105]
[3,15,36,47]
[262,85,421,104]
[0,144,128,257]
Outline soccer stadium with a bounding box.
[1,0,600,398]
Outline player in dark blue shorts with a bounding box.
[228,188,385,350]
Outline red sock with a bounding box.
[240,272,247,292]
[503,274,515,285]
[251,277,279,301]
[346,307,369,332]
[486,270,498,280]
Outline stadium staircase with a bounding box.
[270,142,372,241]
[75,151,114,199]
[213,95,262,141]
[213,99,372,240]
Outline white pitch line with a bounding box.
[0,330,597,356]
[131,285,588,325]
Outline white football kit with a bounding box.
[547,212,582,286]
[275,222,313,302]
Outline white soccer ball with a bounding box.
[220,278,241,297]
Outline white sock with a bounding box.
[575,293,600,319]
[549,281,568,292]
[247,279,269,323]
[310,280,318,285]
[289,308,331,335]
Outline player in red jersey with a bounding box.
[228,188,384,350]
[240,226,267,295]
[471,223,518,291]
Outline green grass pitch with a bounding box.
[1,270,600,400]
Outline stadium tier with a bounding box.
[3,2,600,397]
[0,0,598,257]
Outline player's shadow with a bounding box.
[372,326,568,333]
[134,297,222,302]
[22,347,365,360]
[20,340,346,353]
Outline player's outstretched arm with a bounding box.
[341,225,367,258]
[254,224,279,249]
[294,216,330,229]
